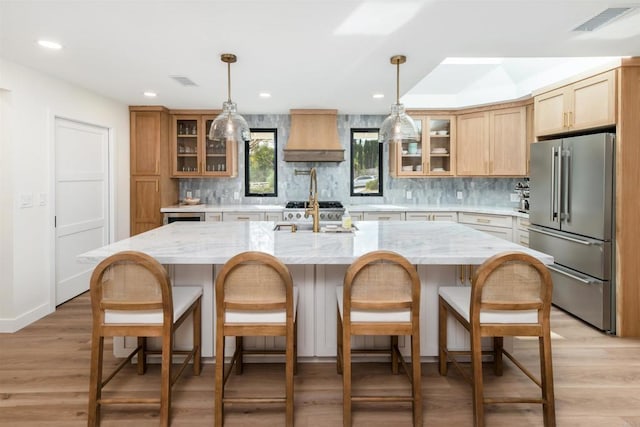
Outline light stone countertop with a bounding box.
[160,203,529,218]
[78,220,549,266]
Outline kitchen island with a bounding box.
[77,220,552,360]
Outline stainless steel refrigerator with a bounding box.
[529,132,615,333]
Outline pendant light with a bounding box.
[378,55,419,144]
[209,53,250,143]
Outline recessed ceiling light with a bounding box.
[373,93,385,99]
[143,91,157,98]
[37,39,62,50]
[259,92,271,98]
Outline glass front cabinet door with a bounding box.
[390,114,455,177]
[171,114,237,177]
[172,115,201,176]
[202,116,237,177]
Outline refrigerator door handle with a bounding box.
[562,148,571,222]
[556,146,562,223]
[528,226,602,246]
[550,146,558,222]
[547,264,597,285]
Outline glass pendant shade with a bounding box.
[208,53,250,144]
[208,100,250,142]
[379,54,419,144]
[378,103,419,143]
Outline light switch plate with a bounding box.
[456,191,463,200]
[20,192,33,208]
[233,192,240,200]
[39,193,47,206]
[406,191,412,200]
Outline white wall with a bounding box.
[0,57,130,332]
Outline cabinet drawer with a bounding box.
[468,224,514,241]
[517,216,530,229]
[458,212,512,228]
[265,212,283,222]
[205,212,222,222]
[406,211,457,222]
[222,212,264,221]
[363,212,405,221]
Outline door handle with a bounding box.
[562,148,571,222]
[547,264,595,284]
[556,146,562,223]
[550,147,558,222]
[528,226,599,246]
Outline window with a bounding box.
[245,128,277,197]
[350,128,382,196]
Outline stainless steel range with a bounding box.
[283,201,344,222]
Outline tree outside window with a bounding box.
[245,129,277,197]
[350,129,382,196]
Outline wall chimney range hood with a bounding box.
[284,109,344,162]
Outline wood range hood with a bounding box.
[284,109,344,162]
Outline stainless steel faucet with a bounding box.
[304,167,320,232]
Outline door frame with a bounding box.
[49,113,116,311]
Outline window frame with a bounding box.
[244,128,278,197]
[350,128,383,197]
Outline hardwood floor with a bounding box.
[2,292,640,426]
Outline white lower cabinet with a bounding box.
[406,211,457,222]
[222,211,264,221]
[515,216,530,247]
[457,212,513,241]
[363,211,405,221]
[205,212,222,222]
[265,212,283,222]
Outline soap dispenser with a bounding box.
[341,209,352,229]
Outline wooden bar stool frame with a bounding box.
[88,250,202,427]
[214,251,297,427]
[438,251,555,427]
[337,250,422,427]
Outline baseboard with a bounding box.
[0,302,52,333]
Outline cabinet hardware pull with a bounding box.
[476,218,490,223]
[459,265,465,284]
[156,160,159,174]
[379,216,391,220]
[568,111,572,128]
[237,217,250,220]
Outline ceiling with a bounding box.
[1,0,639,114]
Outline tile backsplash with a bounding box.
[180,114,524,208]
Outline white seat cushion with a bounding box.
[225,287,299,324]
[336,286,411,323]
[438,286,538,324]
[105,286,202,324]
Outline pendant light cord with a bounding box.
[396,60,400,105]
[227,62,232,103]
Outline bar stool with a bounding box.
[438,251,555,427]
[336,250,422,427]
[214,251,298,427]
[87,250,202,427]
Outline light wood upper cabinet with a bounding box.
[456,107,527,176]
[490,107,527,176]
[535,69,616,136]
[171,113,237,177]
[390,114,455,177]
[456,112,490,175]
[131,110,163,175]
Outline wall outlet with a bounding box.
[510,193,520,202]
[39,192,47,206]
[456,191,463,200]
[406,190,412,200]
[233,191,240,200]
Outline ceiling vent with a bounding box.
[170,75,198,86]
[572,7,633,31]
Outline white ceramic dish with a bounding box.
[183,198,201,205]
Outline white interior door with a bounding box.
[55,118,109,305]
